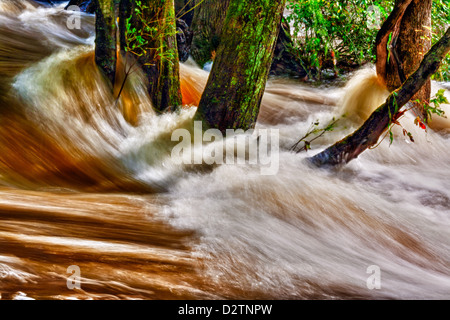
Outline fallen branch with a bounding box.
[310,27,450,167]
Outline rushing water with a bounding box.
[1,1,450,300]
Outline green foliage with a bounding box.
[125,1,152,60]
[286,0,450,81]
[124,0,177,66]
[387,92,398,145]
[431,0,450,81]
[424,89,448,120]
[291,117,341,152]
[433,54,450,82]
[286,0,392,78]
[377,89,448,147]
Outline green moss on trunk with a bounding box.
[94,0,118,85]
[121,0,182,112]
[194,0,287,132]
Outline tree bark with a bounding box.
[190,0,230,69]
[118,0,131,55]
[194,0,286,132]
[94,0,119,85]
[376,0,432,118]
[119,0,182,112]
[375,0,412,85]
[310,27,450,167]
[389,0,432,114]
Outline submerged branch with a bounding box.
[290,118,340,153]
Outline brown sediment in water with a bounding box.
[0,189,213,299]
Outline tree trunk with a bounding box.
[392,0,432,117]
[189,0,306,77]
[190,0,230,69]
[119,0,182,112]
[375,0,411,85]
[94,0,118,85]
[311,27,450,167]
[376,0,432,118]
[118,0,131,55]
[194,0,286,132]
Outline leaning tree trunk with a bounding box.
[194,0,287,132]
[311,27,450,167]
[119,0,182,112]
[94,0,119,85]
[376,0,432,118]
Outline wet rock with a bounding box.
[64,0,95,14]
[176,19,193,62]
[270,19,308,79]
